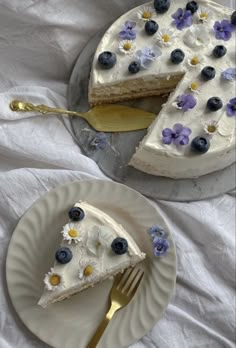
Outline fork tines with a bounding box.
[115,267,144,297]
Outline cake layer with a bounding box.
[89,0,236,178]
[89,73,183,105]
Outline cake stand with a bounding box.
[66,28,236,202]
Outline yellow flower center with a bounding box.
[200,12,208,19]
[162,34,170,42]
[142,11,152,19]
[190,82,199,90]
[191,57,200,65]
[207,125,217,133]
[49,274,61,286]
[123,42,132,51]
[68,229,79,238]
[84,265,94,277]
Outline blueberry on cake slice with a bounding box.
[38,202,145,308]
[88,0,236,179]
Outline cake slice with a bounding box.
[38,201,145,308]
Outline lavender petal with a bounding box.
[172,8,183,20]
[125,21,136,29]
[162,128,173,137]
[173,123,183,134]
[162,136,173,145]
[153,238,169,257]
[179,135,190,145]
[227,105,236,117]
[180,127,192,136]
[229,97,236,105]
[223,31,232,41]
[213,21,221,31]
[119,31,128,39]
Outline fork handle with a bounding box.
[87,304,118,348]
[87,315,110,348]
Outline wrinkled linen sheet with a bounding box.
[0,1,235,347]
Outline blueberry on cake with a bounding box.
[88,0,236,179]
[38,202,145,308]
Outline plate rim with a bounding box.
[6,179,177,348]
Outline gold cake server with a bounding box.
[87,267,144,348]
[9,100,156,132]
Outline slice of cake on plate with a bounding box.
[38,202,145,308]
[88,0,236,178]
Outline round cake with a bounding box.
[89,0,236,179]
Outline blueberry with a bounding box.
[213,45,227,58]
[55,247,73,264]
[201,66,216,81]
[191,136,210,154]
[154,0,171,13]
[207,97,223,112]
[170,49,185,64]
[186,1,199,14]
[111,237,128,255]
[145,20,159,35]
[68,207,85,221]
[98,51,117,69]
[128,61,141,74]
[231,11,236,25]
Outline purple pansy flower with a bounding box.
[148,225,167,239]
[221,68,236,81]
[135,46,162,69]
[172,8,193,30]
[153,237,170,257]
[90,132,107,149]
[213,20,233,41]
[162,123,192,146]
[175,94,197,112]
[226,98,236,117]
[119,21,137,40]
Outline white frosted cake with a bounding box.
[89,0,236,178]
[38,202,145,308]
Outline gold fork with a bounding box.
[9,100,156,132]
[87,267,144,348]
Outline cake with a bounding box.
[88,0,236,178]
[38,202,145,308]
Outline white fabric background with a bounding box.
[0,1,235,348]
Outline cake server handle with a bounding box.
[9,100,87,119]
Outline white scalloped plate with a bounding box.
[6,179,176,348]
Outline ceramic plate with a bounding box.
[6,179,176,348]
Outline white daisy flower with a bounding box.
[119,40,136,55]
[187,54,205,69]
[137,6,155,22]
[188,81,202,94]
[183,25,210,48]
[78,260,98,281]
[44,268,64,291]
[197,7,212,23]
[61,222,82,244]
[156,28,175,47]
[86,225,114,256]
[203,120,219,136]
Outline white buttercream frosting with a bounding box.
[38,202,145,307]
[89,0,236,179]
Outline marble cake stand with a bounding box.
[66,28,236,202]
